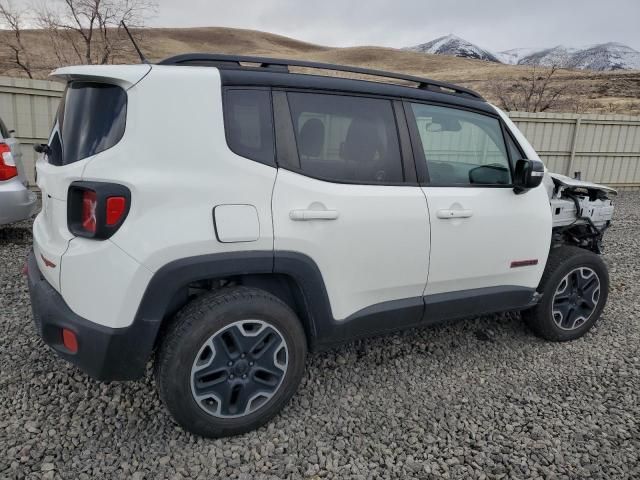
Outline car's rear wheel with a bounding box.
[155,286,307,438]
[522,246,609,341]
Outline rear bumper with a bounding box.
[26,249,154,381]
[0,180,37,225]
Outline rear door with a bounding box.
[405,102,550,299]
[271,91,430,322]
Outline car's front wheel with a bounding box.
[522,246,609,341]
[155,287,307,438]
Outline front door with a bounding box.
[405,102,551,298]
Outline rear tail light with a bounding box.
[68,182,131,239]
[0,143,17,181]
[106,196,127,225]
[81,190,97,233]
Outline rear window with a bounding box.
[48,82,127,166]
[223,89,275,167]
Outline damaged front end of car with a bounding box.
[545,173,616,254]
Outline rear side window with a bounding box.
[48,82,127,166]
[409,103,511,186]
[224,89,275,166]
[287,92,404,184]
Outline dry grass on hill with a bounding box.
[3,26,639,115]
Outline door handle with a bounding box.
[436,209,473,219]
[289,209,339,221]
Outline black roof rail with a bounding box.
[157,53,485,101]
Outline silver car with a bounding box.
[0,118,38,225]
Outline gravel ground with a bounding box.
[1,193,639,480]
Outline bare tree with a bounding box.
[0,1,34,78]
[494,65,567,112]
[36,0,156,67]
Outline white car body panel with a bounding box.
[422,184,551,295]
[32,196,74,292]
[272,169,430,321]
[60,237,153,329]
[84,66,277,274]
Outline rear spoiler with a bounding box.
[49,64,152,90]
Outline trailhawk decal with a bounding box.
[510,259,539,268]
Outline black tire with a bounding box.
[522,246,609,342]
[154,286,307,438]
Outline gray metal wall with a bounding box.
[0,76,64,184]
[509,112,640,189]
[1,75,639,189]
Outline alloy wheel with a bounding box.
[190,320,289,418]
[552,267,601,331]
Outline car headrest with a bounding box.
[341,117,381,163]
[298,118,325,157]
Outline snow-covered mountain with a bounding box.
[494,48,536,65]
[506,46,576,67]
[404,34,501,63]
[405,36,640,71]
[516,42,640,71]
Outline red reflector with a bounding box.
[0,143,17,181]
[22,262,28,276]
[106,196,126,226]
[62,328,78,353]
[81,190,97,233]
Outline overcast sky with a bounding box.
[149,0,640,52]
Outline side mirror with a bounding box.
[513,159,545,194]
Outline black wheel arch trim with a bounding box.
[29,248,537,381]
[132,251,537,373]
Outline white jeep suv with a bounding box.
[26,55,615,438]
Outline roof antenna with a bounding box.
[121,21,149,64]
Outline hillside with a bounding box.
[3,27,639,115]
